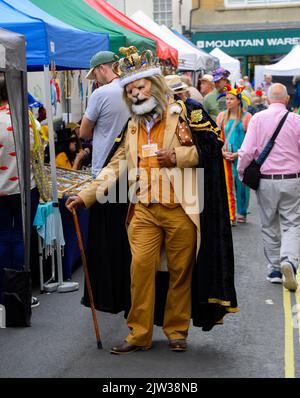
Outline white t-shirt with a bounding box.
[85,79,130,177]
[0,105,36,196]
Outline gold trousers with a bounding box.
[126,203,196,346]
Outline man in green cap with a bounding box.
[80,50,130,177]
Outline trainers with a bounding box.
[281,262,298,292]
[31,296,40,308]
[267,270,282,284]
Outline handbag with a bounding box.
[242,160,261,190]
[243,111,289,190]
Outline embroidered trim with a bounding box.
[208,297,240,313]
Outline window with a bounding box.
[153,0,173,27]
[225,0,300,7]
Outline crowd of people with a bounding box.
[1,47,300,351]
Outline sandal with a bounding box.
[169,339,187,352]
[237,216,246,223]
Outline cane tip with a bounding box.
[97,341,103,349]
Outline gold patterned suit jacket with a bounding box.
[78,104,201,252]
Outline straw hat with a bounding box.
[200,74,214,83]
[66,122,80,132]
[164,74,188,94]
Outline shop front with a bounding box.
[192,28,300,83]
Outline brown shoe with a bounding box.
[110,341,151,355]
[169,339,187,352]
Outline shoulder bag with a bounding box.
[243,111,289,190]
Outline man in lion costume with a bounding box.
[66,47,238,355]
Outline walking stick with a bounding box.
[72,208,102,349]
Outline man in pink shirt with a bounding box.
[238,83,300,292]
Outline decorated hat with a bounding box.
[114,46,162,88]
[250,89,267,104]
[164,75,188,94]
[212,67,230,82]
[217,84,251,106]
[86,51,119,80]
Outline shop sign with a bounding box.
[192,29,300,56]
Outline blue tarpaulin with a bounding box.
[0,0,109,70]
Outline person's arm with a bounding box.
[242,112,252,132]
[72,148,90,170]
[174,146,199,167]
[79,116,94,139]
[79,89,101,139]
[82,139,126,205]
[237,116,258,180]
[66,137,126,211]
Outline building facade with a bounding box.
[107,0,192,32]
[190,0,300,77]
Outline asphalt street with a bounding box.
[1,193,300,378]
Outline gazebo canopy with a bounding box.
[29,0,156,55]
[0,0,109,70]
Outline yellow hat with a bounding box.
[66,122,80,132]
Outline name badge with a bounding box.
[142,143,158,158]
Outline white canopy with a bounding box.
[131,10,211,71]
[264,45,300,76]
[210,48,241,85]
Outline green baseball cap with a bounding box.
[86,51,119,80]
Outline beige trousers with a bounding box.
[256,178,300,272]
[126,203,196,346]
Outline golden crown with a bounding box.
[113,46,162,87]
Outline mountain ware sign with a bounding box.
[192,29,300,56]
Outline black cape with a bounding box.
[82,107,238,331]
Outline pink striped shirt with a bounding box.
[237,103,300,180]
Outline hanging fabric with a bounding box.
[29,110,52,202]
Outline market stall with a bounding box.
[29,0,156,55]
[0,0,108,289]
[84,0,178,66]
[131,10,210,71]
[0,0,109,70]
[0,28,31,270]
[264,45,300,76]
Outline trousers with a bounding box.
[256,178,300,272]
[0,188,39,296]
[126,203,196,346]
